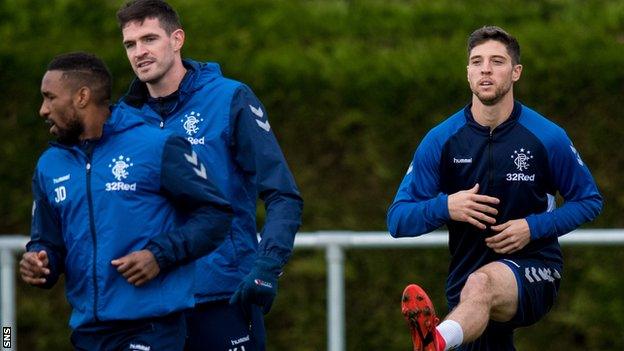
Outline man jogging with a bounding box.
[387,26,602,350]
[115,1,303,349]
[20,52,233,350]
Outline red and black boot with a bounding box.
[401,284,446,351]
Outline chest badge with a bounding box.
[109,155,133,181]
[181,111,205,145]
[512,148,533,171]
[106,155,137,191]
[506,148,535,182]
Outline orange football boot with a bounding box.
[401,284,445,351]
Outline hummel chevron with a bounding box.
[184,150,208,179]
[249,104,264,118]
[256,119,271,132]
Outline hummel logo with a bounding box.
[249,105,264,118]
[231,335,250,345]
[129,343,151,351]
[184,150,207,180]
[53,174,71,184]
[569,145,584,166]
[254,279,273,288]
[524,267,560,283]
[256,119,271,132]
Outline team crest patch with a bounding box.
[181,111,203,136]
[506,148,535,182]
[109,155,133,181]
[511,148,533,171]
[106,155,137,191]
[181,111,205,145]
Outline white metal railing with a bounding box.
[2,229,624,351]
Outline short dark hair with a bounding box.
[47,52,112,106]
[468,26,520,65]
[117,0,182,34]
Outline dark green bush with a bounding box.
[2,0,622,349]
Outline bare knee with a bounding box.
[460,272,493,306]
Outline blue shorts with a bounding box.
[458,258,562,351]
[184,300,266,351]
[71,312,186,351]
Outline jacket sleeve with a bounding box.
[229,85,303,267]
[26,171,65,289]
[526,136,603,239]
[144,135,233,270]
[386,131,450,237]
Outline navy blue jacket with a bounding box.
[118,60,303,302]
[387,102,602,305]
[28,110,232,328]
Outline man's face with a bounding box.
[122,17,182,85]
[39,70,83,144]
[467,40,522,106]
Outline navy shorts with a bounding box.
[458,258,562,351]
[70,312,186,351]
[184,299,266,351]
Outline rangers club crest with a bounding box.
[511,148,533,171]
[105,155,137,191]
[109,155,133,181]
[181,111,204,136]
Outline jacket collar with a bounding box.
[463,100,522,135]
[121,59,223,109]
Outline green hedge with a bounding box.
[2,0,623,349]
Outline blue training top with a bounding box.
[117,59,303,303]
[29,110,233,328]
[387,101,602,305]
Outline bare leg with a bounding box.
[445,261,518,343]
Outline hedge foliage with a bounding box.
[1,0,622,349]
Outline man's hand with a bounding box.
[111,250,160,286]
[20,250,50,286]
[448,183,500,229]
[486,219,531,254]
[229,257,280,315]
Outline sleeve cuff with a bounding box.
[255,256,282,276]
[144,241,171,270]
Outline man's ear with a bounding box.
[74,86,91,109]
[171,28,186,52]
[512,64,523,83]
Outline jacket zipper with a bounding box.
[85,145,100,322]
[488,130,494,189]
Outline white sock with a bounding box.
[436,319,463,350]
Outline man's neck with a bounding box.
[146,60,187,98]
[79,107,110,141]
[470,93,515,130]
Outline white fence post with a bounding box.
[1,248,16,351]
[326,243,345,351]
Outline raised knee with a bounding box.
[462,272,492,299]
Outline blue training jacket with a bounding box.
[117,59,303,303]
[387,102,602,305]
[28,110,233,329]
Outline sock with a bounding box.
[436,319,463,350]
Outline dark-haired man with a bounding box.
[114,1,303,350]
[20,52,233,350]
[387,26,602,350]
